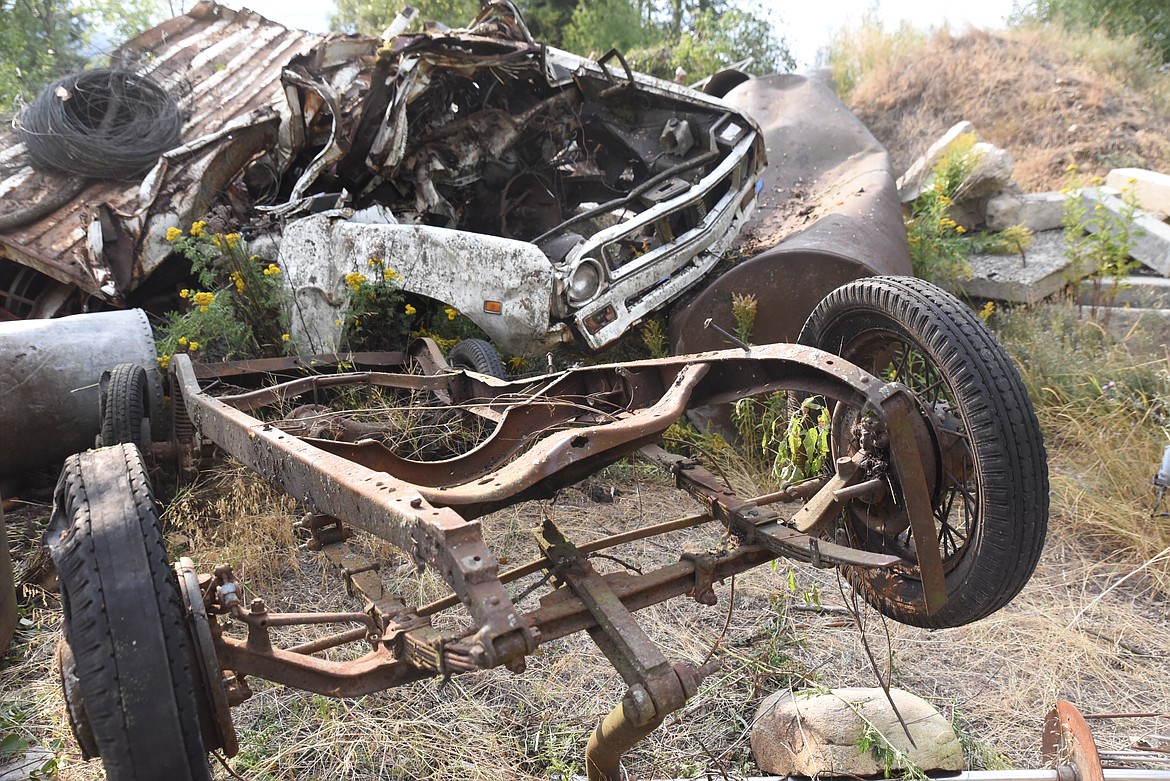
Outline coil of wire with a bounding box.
[17,68,182,180]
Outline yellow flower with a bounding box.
[508,355,528,372]
[345,271,367,290]
[193,291,215,307]
[188,341,199,351]
[281,333,290,342]
[445,307,458,321]
[211,235,223,249]
[978,301,996,322]
[180,288,190,299]
[224,233,240,249]
[178,336,188,346]
[250,254,261,261]
[262,263,281,276]
[367,257,378,267]
[404,303,416,315]
[230,271,245,293]
[956,225,967,234]
[157,354,171,370]
[191,220,207,238]
[1066,164,1078,173]
[165,226,182,242]
[1128,177,1139,185]
[335,319,342,326]
[384,267,398,281]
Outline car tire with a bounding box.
[448,338,507,379]
[47,443,212,781]
[98,363,150,449]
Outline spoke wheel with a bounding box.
[799,276,1049,628]
[47,444,212,781]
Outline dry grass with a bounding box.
[843,26,1170,191]
[4,432,1170,779]
[996,302,1170,596]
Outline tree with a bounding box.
[0,0,166,116]
[562,0,649,57]
[329,0,790,82]
[1012,0,1170,61]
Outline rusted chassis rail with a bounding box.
[167,340,953,780]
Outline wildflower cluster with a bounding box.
[156,220,293,365]
[1062,164,1142,317]
[339,257,413,351]
[904,139,977,284]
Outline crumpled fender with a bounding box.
[279,214,558,355]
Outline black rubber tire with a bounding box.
[448,338,507,379]
[798,276,1049,628]
[98,363,149,449]
[46,444,211,781]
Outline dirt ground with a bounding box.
[3,458,1169,780]
[847,28,1170,192]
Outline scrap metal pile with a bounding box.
[0,1,765,358]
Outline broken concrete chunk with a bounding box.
[986,192,1066,232]
[1105,168,1170,218]
[958,229,1078,302]
[751,687,964,777]
[897,120,980,201]
[1080,188,1170,276]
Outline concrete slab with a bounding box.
[986,191,1066,231]
[1105,168,1170,218]
[1080,188,1170,276]
[1079,275,1170,308]
[958,229,1079,302]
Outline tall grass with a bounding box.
[994,302,1170,594]
[822,12,929,101]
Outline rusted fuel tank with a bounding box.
[671,72,912,352]
[0,309,161,477]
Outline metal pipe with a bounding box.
[584,697,669,781]
[0,498,15,654]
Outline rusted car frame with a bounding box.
[47,277,1048,780]
[151,337,943,775]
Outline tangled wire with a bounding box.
[18,68,182,180]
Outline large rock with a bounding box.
[752,687,964,777]
[897,121,980,201]
[958,229,1079,302]
[1080,188,1170,276]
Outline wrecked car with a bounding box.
[0,1,765,359]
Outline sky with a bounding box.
[228,0,1021,70]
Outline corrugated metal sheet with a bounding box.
[0,2,322,311]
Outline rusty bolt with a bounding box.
[622,684,656,727]
[249,598,268,615]
[835,456,858,479]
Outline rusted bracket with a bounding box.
[534,519,708,781]
[639,446,900,570]
[882,390,948,614]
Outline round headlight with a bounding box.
[567,258,604,305]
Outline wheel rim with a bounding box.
[836,331,979,578]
